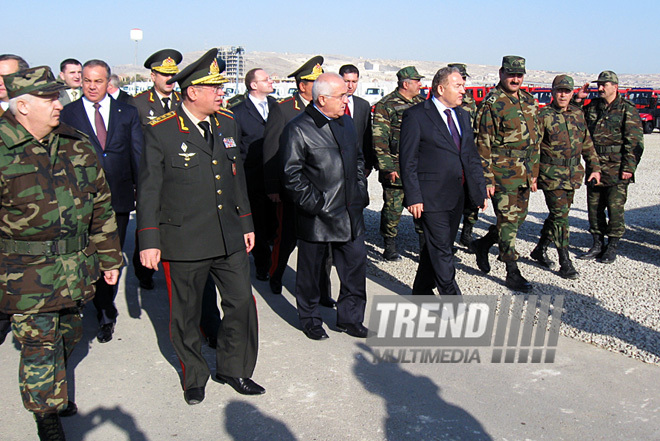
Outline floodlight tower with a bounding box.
[130,29,143,67]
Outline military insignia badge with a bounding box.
[179,142,196,161]
[232,163,237,176]
[223,137,236,148]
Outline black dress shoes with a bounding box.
[336,322,369,338]
[319,297,337,308]
[139,278,155,290]
[184,387,205,405]
[269,277,282,294]
[215,374,265,395]
[302,325,329,340]
[58,401,77,417]
[97,323,114,343]
[255,270,270,281]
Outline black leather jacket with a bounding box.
[281,105,368,242]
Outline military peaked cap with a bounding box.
[592,70,618,84]
[501,55,526,74]
[4,66,67,99]
[167,48,228,88]
[397,66,424,81]
[144,49,182,74]
[552,74,574,91]
[447,63,470,78]
[288,56,324,83]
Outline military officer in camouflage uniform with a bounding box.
[373,66,425,261]
[0,67,122,440]
[573,71,644,264]
[448,63,480,251]
[533,75,601,279]
[473,56,541,292]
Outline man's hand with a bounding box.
[531,177,538,192]
[140,248,161,271]
[407,203,424,219]
[575,83,589,102]
[244,232,255,253]
[267,193,281,203]
[480,199,488,211]
[621,171,633,180]
[103,269,120,285]
[386,171,399,183]
[486,186,495,198]
[588,172,601,185]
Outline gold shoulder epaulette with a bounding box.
[277,96,294,104]
[148,111,176,126]
[216,108,234,120]
[134,89,149,98]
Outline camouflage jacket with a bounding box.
[474,84,541,189]
[538,102,601,191]
[460,90,478,125]
[372,89,425,186]
[0,112,122,314]
[582,95,643,186]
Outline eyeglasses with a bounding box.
[196,84,224,94]
[324,93,349,101]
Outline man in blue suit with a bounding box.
[61,59,143,342]
[400,66,487,296]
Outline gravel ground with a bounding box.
[363,133,660,365]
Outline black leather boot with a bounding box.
[460,223,474,252]
[598,237,620,264]
[577,234,604,260]
[557,248,579,279]
[35,413,66,441]
[530,233,556,269]
[383,237,402,261]
[474,225,498,274]
[505,261,532,292]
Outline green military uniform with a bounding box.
[0,67,122,429]
[227,90,248,109]
[372,67,425,250]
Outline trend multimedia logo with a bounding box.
[366,295,564,364]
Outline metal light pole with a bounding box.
[130,29,143,68]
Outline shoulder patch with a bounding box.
[484,92,498,106]
[148,111,176,126]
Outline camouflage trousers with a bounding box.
[587,183,628,238]
[492,186,530,261]
[11,309,82,414]
[540,189,575,248]
[379,186,423,238]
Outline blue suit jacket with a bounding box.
[400,99,486,212]
[61,96,143,213]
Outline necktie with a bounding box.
[93,103,107,150]
[71,89,78,101]
[345,100,351,117]
[162,97,170,112]
[444,109,461,150]
[260,101,268,121]
[198,121,213,149]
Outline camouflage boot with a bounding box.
[577,234,604,260]
[460,223,475,253]
[530,233,556,269]
[474,225,498,274]
[557,248,579,279]
[35,413,66,441]
[383,237,402,262]
[504,261,532,292]
[598,237,620,264]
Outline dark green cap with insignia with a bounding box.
[166,48,228,88]
[4,66,67,99]
[592,70,618,84]
[501,55,526,74]
[397,66,424,81]
[288,56,324,83]
[144,49,183,74]
[552,74,574,91]
[447,63,470,78]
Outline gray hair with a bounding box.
[432,66,460,97]
[8,93,36,115]
[109,74,121,88]
[312,72,343,102]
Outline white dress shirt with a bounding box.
[248,94,269,121]
[431,96,461,136]
[82,94,111,135]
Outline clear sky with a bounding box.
[6,0,657,76]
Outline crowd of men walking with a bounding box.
[0,49,643,440]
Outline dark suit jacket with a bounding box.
[281,105,368,242]
[130,88,182,127]
[136,105,253,261]
[351,95,375,172]
[115,89,132,104]
[400,99,486,212]
[60,96,143,213]
[230,95,277,172]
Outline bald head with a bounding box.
[312,73,348,119]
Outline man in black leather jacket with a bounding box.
[280,73,370,340]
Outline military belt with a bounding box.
[595,144,621,154]
[0,233,89,256]
[540,155,581,167]
[491,147,532,159]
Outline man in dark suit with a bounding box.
[339,64,375,175]
[60,59,143,342]
[57,58,82,106]
[262,56,334,308]
[107,74,132,104]
[281,73,369,340]
[230,68,277,281]
[138,49,264,403]
[400,67,487,295]
[130,49,183,127]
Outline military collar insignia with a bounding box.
[177,115,190,133]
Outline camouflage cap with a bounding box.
[288,56,324,83]
[552,74,574,91]
[167,48,228,88]
[592,70,618,84]
[397,66,424,81]
[144,49,182,74]
[4,66,67,99]
[447,63,470,78]
[501,55,526,74]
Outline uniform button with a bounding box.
[218,204,223,210]
[212,160,218,165]
[215,174,221,180]
[217,189,222,195]
[184,163,189,167]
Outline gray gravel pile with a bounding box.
[363,134,660,364]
